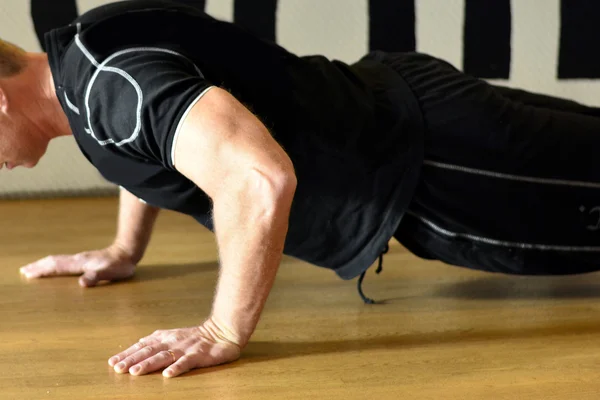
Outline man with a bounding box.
[7,0,600,378]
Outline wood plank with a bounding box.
[2,197,600,399]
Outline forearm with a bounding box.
[113,187,161,264]
[207,169,296,348]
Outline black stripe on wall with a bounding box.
[234,0,278,42]
[31,0,78,51]
[558,0,600,78]
[463,0,511,79]
[369,0,415,52]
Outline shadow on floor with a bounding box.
[179,316,600,376]
[130,261,219,283]
[431,274,600,300]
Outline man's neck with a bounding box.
[23,53,72,141]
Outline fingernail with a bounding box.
[116,362,125,370]
[164,368,173,377]
[131,366,141,374]
[108,357,118,366]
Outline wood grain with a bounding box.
[2,197,600,399]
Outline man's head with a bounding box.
[0,38,70,170]
[0,39,26,78]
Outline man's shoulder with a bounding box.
[74,0,209,27]
[45,2,208,76]
[51,1,214,127]
[75,1,212,56]
[55,31,213,173]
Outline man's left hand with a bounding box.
[108,319,241,378]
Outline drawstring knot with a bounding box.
[357,243,389,304]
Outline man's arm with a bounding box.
[173,87,297,347]
[113,187,161,265]
[106,86,296,378]
[19,187,161,285]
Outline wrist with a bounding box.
[203,315,247,349]
[110,240,144,265]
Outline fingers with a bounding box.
[109,338,184,377]
[163,354,196,378]
[79,271,100,287]
[161,344,240,377]
[133,349,182,376]
[108,338,156,368]
[108,327,242,378]
[78,263,135,287]
[20,255,84,279]
[20,251,136,286]
[111,341,164,374]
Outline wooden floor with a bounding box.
[2,197,600,399]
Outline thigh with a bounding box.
[416,67,600,188]
[385,53,600,274]
[490,85,600,117]
[394,207,600,275]
[420,96,600,255]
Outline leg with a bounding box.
[384,53,600,275]
[491,84,600,117]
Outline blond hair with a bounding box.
[0,39,26,78]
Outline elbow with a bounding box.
[250,166,297,215]
[267,167,297,206]
[273,167,297,202]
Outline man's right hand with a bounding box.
[19,187,160,288]
[19,244,137,287]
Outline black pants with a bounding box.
[379,52,600,275]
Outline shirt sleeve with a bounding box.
[84,49,214,169]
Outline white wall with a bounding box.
[0,0,598,198]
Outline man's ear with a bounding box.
[0,86,7,114]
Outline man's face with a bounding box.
[0,109,48,170]
[0,87,49,170]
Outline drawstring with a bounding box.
[357,243,389,304]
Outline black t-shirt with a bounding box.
[44,0,424,280]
